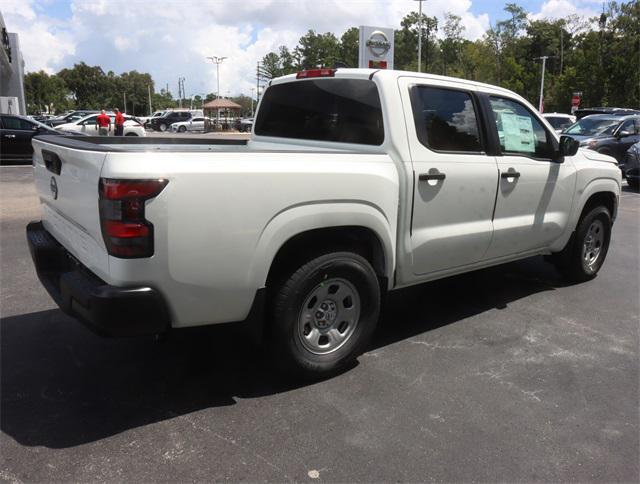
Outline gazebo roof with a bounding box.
[203,99,242,110]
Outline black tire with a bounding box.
[270,252,380,378]
[125,133,138,136]
[551,206,612,282]
[627,178,639,191]
[179,126,187,133]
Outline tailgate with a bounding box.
[32,137,110,280]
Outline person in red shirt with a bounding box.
[96,110,111,136]
[114,108,125,136]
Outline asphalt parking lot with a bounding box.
[1,166,638,482]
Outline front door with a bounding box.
[484,96,576,259]
[399,78,499,275]
[611,118,640,162]
[0,116,36,161]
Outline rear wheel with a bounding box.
[551,206,612,282]
[270,252,380,378]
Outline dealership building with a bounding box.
[0,10,26,115]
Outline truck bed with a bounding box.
[35,135,249,153]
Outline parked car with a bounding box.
[574,107,640,120]
[234,117,254,132]
[0,114,74,164]
[27,68,620,378]
[139,110,166,128]
[621,142,640,191]
[46,110,100,127]
[149,110,193,131]
[562,114,640,163]
[542,112,576,134]
[170,116,208,133]
[55,113,146,137]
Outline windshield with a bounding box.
[545,116,573,130]
[30,118,56,131]
[255,78,384,145]
[564,117,619,136]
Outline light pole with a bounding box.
[207,56,227,124]
[535,56,550,113]
[250,88,255,117]
[414,0,425,72]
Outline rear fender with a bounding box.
[249,202,396,290]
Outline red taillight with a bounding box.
[99,178,168,258]
[296,68,336,79]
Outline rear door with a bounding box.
[399,78,499,275]
[483,95,576,259]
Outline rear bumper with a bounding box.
[26,221,171,337]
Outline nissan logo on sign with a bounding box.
[366,31,391,58]
[359,26,394,69]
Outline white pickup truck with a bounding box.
[27,68,621,377]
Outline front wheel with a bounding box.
[270,252,381,378]
[551,206,612,282]
[179,126,187,133]
[159,123,167,132]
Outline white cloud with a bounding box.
[2,0,76,74]
[4,0,591,97]
[530,0,598,21]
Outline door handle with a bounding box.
[4,134,16,138]
[501,171,521,179]
[419,172,446,181]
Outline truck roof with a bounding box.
[270,68,517,99]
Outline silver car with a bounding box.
[170,116,207,133]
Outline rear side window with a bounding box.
[255,79,384,145]
[410,86,483,152]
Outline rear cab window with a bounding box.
[255,78,384,145]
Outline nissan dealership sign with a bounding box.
[358,26,394,69]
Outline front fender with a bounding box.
[249,202,397,290]
[550,176,620,251]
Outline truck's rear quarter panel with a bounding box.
[99,151,398,327]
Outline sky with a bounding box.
[2,0,602,99]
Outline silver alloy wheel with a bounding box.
[297,278,361,355]
[159,123,167,132]
[582,219,605,273]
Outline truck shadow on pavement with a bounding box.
[1,256,567,449]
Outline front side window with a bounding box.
[82,116,97,126]
[255,79,384,145]
[489,97,553,159]
[2,116,35,130]
[410,86,483,152]
[618,119,639,135]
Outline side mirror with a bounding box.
[560,135,580,157]
[617,130,632,138]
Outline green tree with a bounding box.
[339,27,359,67]
[24,71,73,114]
